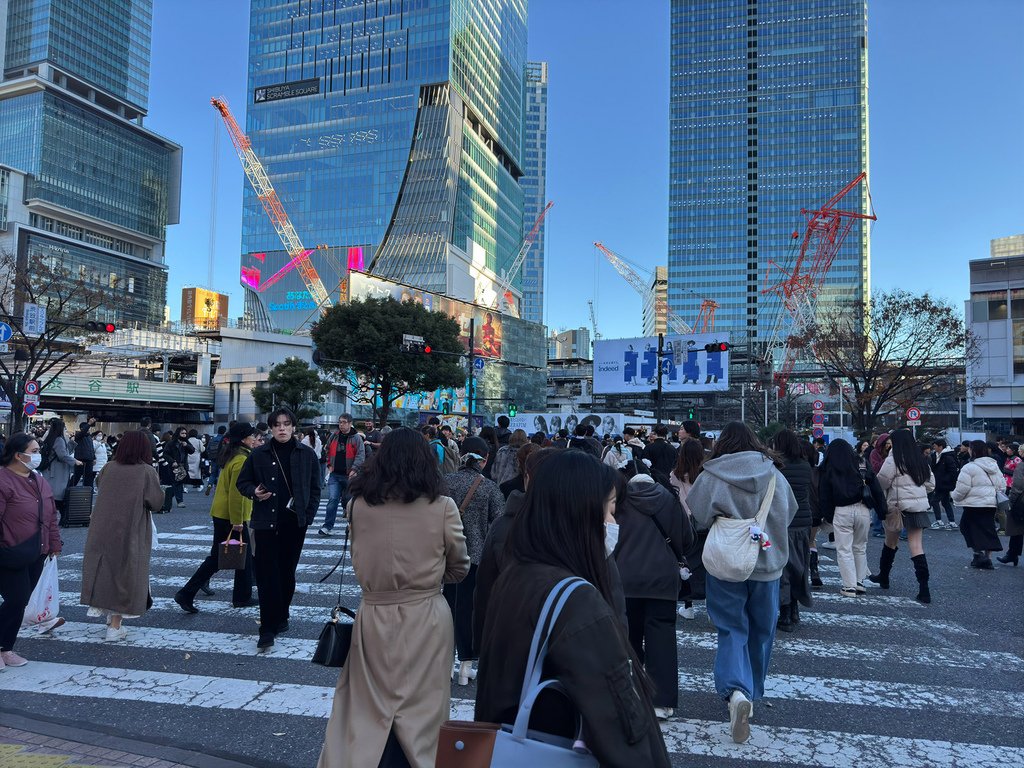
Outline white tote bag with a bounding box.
[702,473,776,583]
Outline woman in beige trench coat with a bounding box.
[319,427,470,768]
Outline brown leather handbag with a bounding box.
[435,721,500,767]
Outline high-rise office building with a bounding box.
[520,60,548,326]
[0,0,181,327]
[668,0,869,348]
[242,0,528,331]
[548,327,590,361]
[643,266,668,336]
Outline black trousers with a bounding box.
[0,555,46,651]
[71,461,95,488]
[443,563,477,661]
[182,518,253,605]
[253,514,306,633]
[1007,535,1023,558]
[625,597,678,708]
[931,490,956,522]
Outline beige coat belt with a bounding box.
[361,587,441,606]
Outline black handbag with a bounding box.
[312,504,356,667]
[0,474,45,570]
[218,532,247,571]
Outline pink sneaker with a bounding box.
[1,651,27,667]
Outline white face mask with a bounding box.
[20,453,42,471]
[604,522,620,557]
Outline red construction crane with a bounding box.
[211,97,332,313]
[493,200,554,314]
[762,172,877,394]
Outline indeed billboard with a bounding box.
[593,334,731,395]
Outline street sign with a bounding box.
[24,380,39,396]
[23,402,37,416]
[906,406,922,421]
[473,357,485,371]
[402,334,425,344]
[24,394,39,404]
[907,419,921,427]
[23,303,46,336]
[812,399,825,411]
[633,409,655,418]
[0,322,12,343]
[812,413,825,424]
[0,343,7,354]
[812,427,825,439]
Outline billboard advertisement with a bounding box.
[593,334,731,394]
[346,271,503,358]
[497,413,626,437]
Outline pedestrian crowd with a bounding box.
[0,413,1021,767]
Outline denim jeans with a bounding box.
[705,574,780,701]
[323,472,349,531]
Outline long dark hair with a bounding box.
[674,438,705,483]
[889,428,930,486]
[0,433,37,466]
[770,429,804,461]
[349,427,441,505]
[821,438,860,483]
[509,451,616,602]
[708,421,782,468]
[969,440,990,460]
[38,418,66,470]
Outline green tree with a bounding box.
[311,297,465,424]
[252,357,332,422]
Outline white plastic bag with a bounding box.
[22,556,59,626]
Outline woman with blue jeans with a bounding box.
[686,422,798,744]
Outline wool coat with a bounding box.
[318,494,470,768]
[40,436,76,501]
[79,462,165,616]
[1007,460,1024,537]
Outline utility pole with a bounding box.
[655,333,665,427]
[466,317,475,423]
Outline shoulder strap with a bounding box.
[318,499,353,608]
[649,513,681,560]
[520,577,588,706]
[459,473,484,515]
[754,472,777,529]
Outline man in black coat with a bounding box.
[236,406,322,650]
[70,422,96,487]
[642,425,677,477]
[929,439,959,529]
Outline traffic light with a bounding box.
[441,400,452,415]
[85,321,116,333]
[400,335,431,354]
[508,403,518,417]
[687,407,696,420]
[704,341,730,353]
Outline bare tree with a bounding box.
[0,249,111,432]
[795,290,983,433]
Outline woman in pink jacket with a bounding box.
[0,432,62,667]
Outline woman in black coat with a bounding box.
[770,430,814,631]
[476,451,671,768]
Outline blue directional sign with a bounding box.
[0,322,12,343]
[473,357,485,371]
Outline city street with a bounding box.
[0,489,1021,768]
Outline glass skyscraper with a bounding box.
[668,0,869,348]
[520,60,548,326]
[0,0,180,327]
[243,0,529,332]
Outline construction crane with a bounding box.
[761,172,877,395]
[211,97,332,313]
[493,200,554,314]
[587,299,601,341]
[593,242,718,335]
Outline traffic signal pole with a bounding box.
[656,333,664,427]
[467,318,475,420]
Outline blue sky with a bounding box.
[148,0,1023,339]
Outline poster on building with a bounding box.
[593,334,731,394]
[346,372,476,415]
[347,271,502,359]
[498,413,626,437]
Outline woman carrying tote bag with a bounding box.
[684,422,798,745]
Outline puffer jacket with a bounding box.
[876,455,934,513]
[778,456,812,529]
[951,457,1004,509]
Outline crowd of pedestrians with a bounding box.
[1,413,1021,767]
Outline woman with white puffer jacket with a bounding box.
[951,440,1005,570]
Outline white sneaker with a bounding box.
[654,707,674,720]
[104,626,127,642]
[728,690,752,743]
[946,521,958,530]
[677,605,696,620]
[457,660,475,685]
[820,539,836,550]
[929,521,944,530]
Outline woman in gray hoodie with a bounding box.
[686,422,798,745]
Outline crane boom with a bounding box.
[211,97,332,312]
[593,242,693,334]
[494,200,554,312]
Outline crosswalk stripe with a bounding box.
[59,593,360,620]
[157,532,347,547]
[61,556,345,575]
[0,663,1011,768]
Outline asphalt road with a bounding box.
[2,487,1022,768]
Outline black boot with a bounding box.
[868,545,897,589]
[200,580,216,596]
[809,550,823,588]
[777,604,794,632]
[996,553,1019,566]
[912,553,931,604]
[790,601,800,625]
[173,589,198,614]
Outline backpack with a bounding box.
[434,440,460,475]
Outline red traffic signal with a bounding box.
[85,321,116,333]
[703,342,730,353]
[424,345,432,354]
